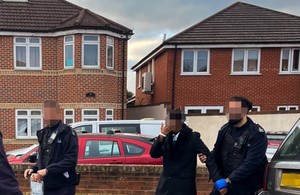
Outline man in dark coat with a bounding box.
[0,131,23,195]
[200,96,268,195]
[24,100,79,195]
[150,109,210,195]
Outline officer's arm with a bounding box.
[205,131,224,182]
[228,132,267,182]
[150,135,165,158]
[46,130,78,174]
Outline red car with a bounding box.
[7,133,162,165]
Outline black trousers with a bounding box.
[44,185,75,195]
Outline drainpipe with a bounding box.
[121,34,128,120]
[171,45,177,110]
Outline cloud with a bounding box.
[68,0,300,94]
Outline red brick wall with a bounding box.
[0,34,128,148]
[135,47,300,112]
[13,164,213,195]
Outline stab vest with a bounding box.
[220,126,250,177]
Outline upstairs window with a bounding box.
[82,35,99,68]
[232,49,260,75]
[14,37,41,70]
[280,48,300,74]
[181,50,210,75]
[106,36,114,69]
[16,109,42,139]
[64,35,74,69]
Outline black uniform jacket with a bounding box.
[150,123,210,195]
[0,131,23,195]
[31,121,78,190]
[206,117,268,195]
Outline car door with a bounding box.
[78,136,125,164]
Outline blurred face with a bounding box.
[165,115,183,133]
[225,101,248,125]
[43,106,60,126]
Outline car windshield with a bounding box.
[273,118,300,161]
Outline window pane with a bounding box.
[74,125,92,133]
[65,36,73,42]
[17,119,28,136]
[107,46,113,68]
[29,47,40,67]
[197,51,208,72]
[278,107,286,111]
[65,45,73,67]
[233,50,244,72]
[183,51,194,72]
[17,110,28,115]
[281,49,290,71]
[188,109,202,114]
[273,123,300,160]
[65,110,73,115]
[31,111,41,115]
[84,36,98,41]
[247,50,258,72]
[16,46,26,67]
[16,38,26,43]
[112,142,120,156]
[106,110,113,115]
[29,38,40,44]
[83,110,98,115]
[31,119,41,136]
[292,49,300,71]
[65,118,73,125]
[206,109,221,114]
[124,143,143,155]
[83,118,98,122]
[84,45,98,66]
[289,107,297,111]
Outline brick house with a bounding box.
[131,2,300,118]
[0,0,133,149]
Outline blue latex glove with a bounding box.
[215,178,228,191]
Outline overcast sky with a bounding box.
[68,0,300,93]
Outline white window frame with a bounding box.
[14,37,42,70]
[64,35,74,69]
[277,105,299,111]
[82,109,99,121]
[231,49,261,75]
[184,106,223,114]
[82,35,99,69]
[137,70,141,88]
[105,109,114,121]
[250,106,261,112]
[181,49,210,75]
[106,36,114,70]
[15,109,43,139]
[64,109,75,124]
[280,48,300,74]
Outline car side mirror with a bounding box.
[29,152,37,163]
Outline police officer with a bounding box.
[200,96,268,195]
[150,109,210,195]
[24,100,79,195]
[0,131,23,195]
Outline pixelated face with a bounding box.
[225,100,248,120]
[165,115,183,133]
[43,105,60,126]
